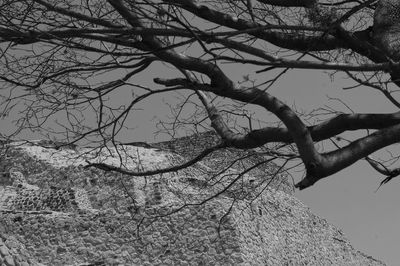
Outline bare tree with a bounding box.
[1,0,400,190]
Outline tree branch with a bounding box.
[256,0,317,7]
[33,0,122,28]
[163,0,346,51]
[154,77,400,189]
[85,143,225,176]
[153,78,322,171]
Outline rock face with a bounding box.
[0,133,386,265]
[0,169,93,213]
[152,131,293,195]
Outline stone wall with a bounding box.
[0,187,385,265]
[153,131,293,195]
[0,135,386,265]
[0,233,38,266]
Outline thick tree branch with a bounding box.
[195,90,242,143]
[154,77,400,189]
[334,27,387,63]
[3,0,400,192]
[163,0,346,51]
[256,0,317,7]
[2,27,390,73]
[107,1,320,168]
[154,77,323,170]
[164,0,396,77]
[156,78,400,143]
[213,36,391,72]
[295,122,400,189]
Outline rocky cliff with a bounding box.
[0,133,386,265]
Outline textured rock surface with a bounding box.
[0,133,386,265]
[153,131,293,195]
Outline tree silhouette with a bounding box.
[1,0,400,190]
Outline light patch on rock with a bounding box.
[12,142,171,171]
